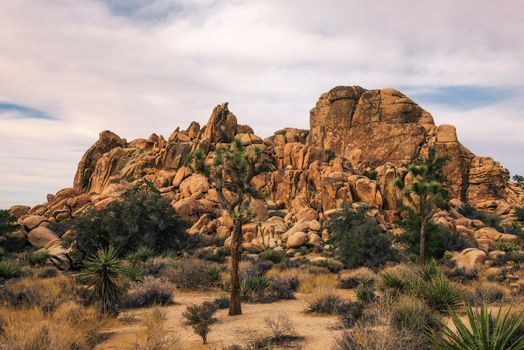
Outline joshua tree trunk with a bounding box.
[419,219,426,265]
[229,219,243,316]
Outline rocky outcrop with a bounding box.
[12,85,523,270]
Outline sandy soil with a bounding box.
[97,290,349,350]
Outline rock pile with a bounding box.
[8,86,524,273]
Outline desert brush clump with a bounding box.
[165,257,215,289]
[264,313,296,341]
[338,267,378,289]
[305,289,344,314]
[326,204,397,268]
[0,259,22,279]
[71,184,188,259]
[389,296,441,336]
[135,308,179,350]
[122,276,175,308]
[183,301,218,344]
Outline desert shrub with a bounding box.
[432,304,524,349]
[338,267,378,289]
[338,301,365,327]
[334,324,425,350]
[326,205,397,268]
[362,170,378,180]
[122,262,144,282]
[126,245,155,264]
[142,257,175,276]
[0,302,104,350]
[36,266,58,278]
[397,208,476,260]
[262,275,299,302]
[390,296,441,336]
[0,275,73,312]
[459,204,503,230]
[310,258,344,273]
[379,264,417,295]
[419,276,462,312]
[326,150,336,162]
[297,272,337,293]
[355,278,377,304]
[260,249,286,264]
[165,258,213,289]
[71,185,188,258]
[193,321,211,344]
[0,259,22,279]
[28,250,49,266]
[213,296,230,309]
[207,263,221,283]
[135,308,179,350]
[122,277,174,308]
[415,261,441,282]
[241,275,270,301]
[264,313,295,341]
[305,289,343,314]
[78,246,124,315]
[0,210,19,238]
[516,207,524,222]
[463,283,507,305]
[182,301,217,324]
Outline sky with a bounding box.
[1,0,523,208]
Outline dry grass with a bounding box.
[298,273,337,293]
[0,302,105,350]
[134,307,179,350]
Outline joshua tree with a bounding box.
[79,246,124,315]
[395,164,444,265]
[188,138,271,315]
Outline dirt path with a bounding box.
[97,290,344,349]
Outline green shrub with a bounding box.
[71,185,188,258]
[397,208,476,259]
[0,260,21,279]
[431,304,524,349]
[0,210,19,237]
[28,250,49,266]
[362,170,377,180]
[182,301,218,324]
[338,267,377,289]
[122,262,144,282]
[126,246,155,263]
[390,296,441,335]
[381,271,411,294]
[78,246,124,315]
[355,278,376,304]
[326,205,397,268]
[419,276,462,312]
[260,249,286,264]
[415,261,441,282]
[516,207,524,222]
[207,264,221,283]
[241,275,270,301]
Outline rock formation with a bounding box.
[8,86,524,275]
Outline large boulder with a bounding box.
[286,231,307,248]
[9,205,30,219]
[22,215,48,231]
[27,226,60,249]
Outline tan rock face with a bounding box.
[28,226,60,249]
[309,87,430,169]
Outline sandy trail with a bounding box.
[97,290,345,349]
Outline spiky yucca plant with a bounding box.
[79,246,124,315]
[432,304,524,349]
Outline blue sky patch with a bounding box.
[0,102,54,120]
[404,86,515,110]
[100,0,185,22]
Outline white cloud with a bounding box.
[0,0,523,207]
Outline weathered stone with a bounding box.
[22,215,48,231]
[286,231,307,248]
[27,226,60,249]
[9,205,30,218]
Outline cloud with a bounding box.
[0,0,523,207]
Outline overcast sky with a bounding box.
[1,0,523,208]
